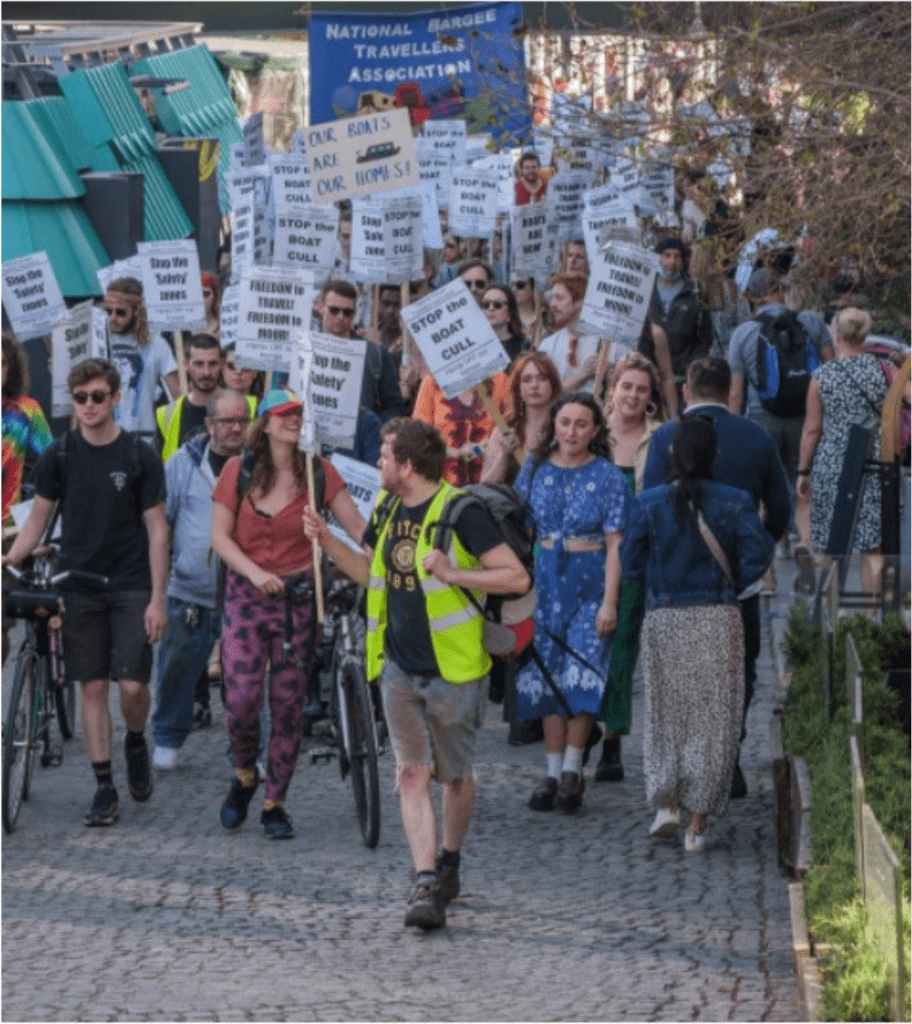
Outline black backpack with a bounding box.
[429,482,536,607]
[753,310,820,417]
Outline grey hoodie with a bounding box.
[164,432,221,607]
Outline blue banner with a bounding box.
[308,2,530,146]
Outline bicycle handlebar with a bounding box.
[3,564,110,589]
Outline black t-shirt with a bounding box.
[34,430,166,591]
[364,491,503,675]
[179,400,208,447]
[207,447,230,477]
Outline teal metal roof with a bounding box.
[130,45,242,211]
[2,101,86,201]
[60,63,192,240]
[2,201,110,298]
[24,96,97,174]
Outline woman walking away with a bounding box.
[594,352,667,782]
[796,307,905,601]
[211,388,364,839]
[623,417,773,851]
[516,392,628,812]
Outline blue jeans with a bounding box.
[152,598,220,749]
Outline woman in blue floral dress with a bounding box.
[515,392,629,812]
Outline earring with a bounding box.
[645,401,657,418]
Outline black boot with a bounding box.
[594,735,624,782]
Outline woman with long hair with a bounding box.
[623,417,773,851]
[481,284,528,368]
[211,389,364,839]
[512,276,547,345]
[796,307,906,599]
[480,351,561,486]
[592,352,667,781]
[516,392,628,813]
[2,331,52,523]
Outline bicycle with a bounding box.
[2,555,106,833]
[310,578,384,848]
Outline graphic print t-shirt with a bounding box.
[365,492,502,675]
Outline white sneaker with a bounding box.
[685,829,708,853]
[152,745,179,770]
[648,807,681,839]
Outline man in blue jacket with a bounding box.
[644,357,790,796]
[151,388,250,769]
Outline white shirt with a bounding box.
[109,331,177,437]
[538,327,601,388]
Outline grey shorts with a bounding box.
[62,589,153,685]
[380,660,488,784]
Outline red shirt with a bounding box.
[213,456,346,577]
[515,177,547,205]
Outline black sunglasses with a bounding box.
[105,306,130,318]
[482,300,506,310]
[72,389,112,405]
[327,305,356,317]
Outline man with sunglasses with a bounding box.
[151,388,250,770]
[4,358,168,826]
[156,334,224,461]
[318,279,405,423]
[457,259,493,306]
[103,278,179,445]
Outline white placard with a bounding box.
[402,278,508,399]
[219,284,241,349]
[349,195,424,284]
[510,201,558,280]
[302,332,367,450]
[327,454,381,552]
[642,159,675,215]
[416,152,452,208]
[549,171,597,243]
[580,241,658,343]
[136,240,206,332]
[243,112,266,167]
[90,306,109,359]
[387,182,443,251]
[2,253,67,341]
[272,205,339,285]
[230,201,270,284]
[582,185,638,264]
[470,152,516,214]
[419,120,467,166]
[51,299,95,416]
[270,154,313,210]
[97,257,144,296]
[447,170,500,238]
[308,107,419,204]
[236,266,314,372]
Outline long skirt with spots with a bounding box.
[641,604,744,818]
[222,569,317,804]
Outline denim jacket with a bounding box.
[622,480,774,611]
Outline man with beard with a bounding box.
[156,334,224,461]
[515,151,547,206]
[104,278,179,444]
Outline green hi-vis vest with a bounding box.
[156,394,258,462]
[365,482,491,685]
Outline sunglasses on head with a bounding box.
[72,389,112,405]
[482,300,506,310]
[105,306,130,318]
[327,305,356,317]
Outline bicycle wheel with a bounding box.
[3,652,36,833]
[339,660,380,848]
[55,680,76,741]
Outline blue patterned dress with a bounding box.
[515,454,629,718]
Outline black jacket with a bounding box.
[639,276,713,378]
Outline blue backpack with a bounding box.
[754,310,820,417]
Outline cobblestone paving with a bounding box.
[2,557,801,1022]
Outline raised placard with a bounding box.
[137,240,206,332]
[2,253,67,341]
[51,300,95,416]
[447,170,500,238]
[236,266,314,372]
[581,241,658,343]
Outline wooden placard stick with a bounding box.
[476,380,522,465]
[174,330,189,396]
[305,453,325,624]
[592,338,613,406]
[372,283,381,345]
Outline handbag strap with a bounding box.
[694,507,735,586]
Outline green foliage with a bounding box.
[784,610,911,1020]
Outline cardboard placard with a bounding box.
[243,112,266,167]
[219,284,241,349]
[349,195,423,284]
[308,107,419,204]
[2,253,67,341]
[580,240,658,343]
[137,240,206,332]
[270,154,313,210]
[51,300,95,416]
[548,171,596,242]
[402,278,508,399]
[236,266,315,372]
[419,119,467,166]
[447,170,500,238]
[510,201,559,281]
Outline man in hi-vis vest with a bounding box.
[304,419,529,931]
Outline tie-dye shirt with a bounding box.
[2,396,52,522]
